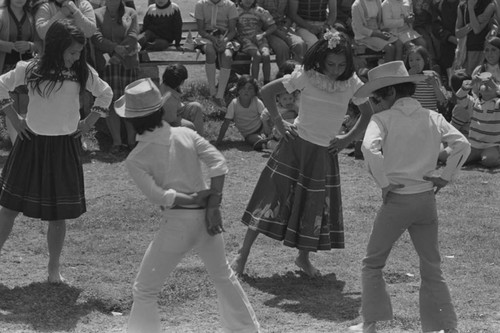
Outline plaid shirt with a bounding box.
[257,0,288,25]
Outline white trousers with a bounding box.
[127,209,260,333]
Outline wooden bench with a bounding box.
[137,20,385,83]
[138,20,272,84]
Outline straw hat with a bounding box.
[354,61,427,98]
[114,78,171,118]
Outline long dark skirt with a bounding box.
[0,134,86,220]
[242,137,344,251]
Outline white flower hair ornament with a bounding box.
[323,29,342,49]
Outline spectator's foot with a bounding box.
[231,252,248,276]
[348,322,377,333]
[295,255,321,277]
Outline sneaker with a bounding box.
[348,322,377,333]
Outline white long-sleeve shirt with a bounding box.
[362,97,471,194]
[126,123,228,208]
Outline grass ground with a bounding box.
[0,78,499,332]
[0,1,499,332]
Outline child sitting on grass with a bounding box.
[216,75,270,150]
[159,63,205,136]
[262,90,299,150]
[138,0,183,51]
[442,72,500,168]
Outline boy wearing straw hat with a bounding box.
[349,61,470,333]
[115,78,260,333]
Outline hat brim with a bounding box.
[114,91,172,118]
[354,74,427,98]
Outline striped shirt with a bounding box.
[455,88,500,148]
[297,0,329,21]
[412,81,439,112]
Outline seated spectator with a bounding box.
[351,0,403,63]
[431,0,460,88]
[442,72,500,168]
[138,0,182,51]
[216,75,270,150]
[412,0,440,65]
[92,0,139,154]
[159,63,205,136]
[195,0,239,107]
[0,0,42,144]
[262,90,299,150]
[472,35,500,83]
[235,0,277,84]
[34,0,97,40]
[257,0,306,66]
[288,0,337,49]
[381,0,426,49]
[405,45,448,113]
[455,0,496,76]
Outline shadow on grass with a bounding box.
[242,271,361,323]
[0,282,112,332]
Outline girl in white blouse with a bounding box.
[0,20,112,283]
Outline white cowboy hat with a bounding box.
[354,61,427,98]
[114,78,171,118]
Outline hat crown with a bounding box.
[367,61,410,82]
[124,78,162,112]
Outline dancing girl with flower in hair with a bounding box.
[231,29,374,277]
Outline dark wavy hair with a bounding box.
[26,19,89,96]
[161,63,188,92]
[236,75,259,95]
[126,108,165,135]
[404,45,432,71]
[302,31,355,81]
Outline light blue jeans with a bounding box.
[361,191,457,332]
[127,209,260,333]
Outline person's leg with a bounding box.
[295,27,318,50]
[394,40,404,60]
[247,49,261,80]
[0,207,19,254]
[295,249,321,277]
[47,220,66,283]
[361,193,410,324]
[480,146,500,168]
[287,32,306,63]
[267,33,289,69]
[128,211,196,333]
[182,102,205,136]
[383,43,396,63]
[231,228,260,275]
[407,192,457,332]
[215,49,234,100]
[106,107,123,149]
[197,230,260,332]
[205,44,218,97]
[465,147,482,164]
[260,47,271,83]
[124,119,137,148]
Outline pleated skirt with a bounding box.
[0,134,86,220]
[242,137,344,251]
